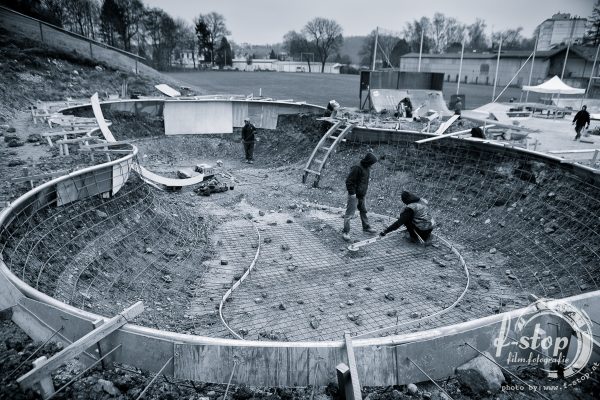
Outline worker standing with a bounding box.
[342,152,378,241]
[241,118,257,164]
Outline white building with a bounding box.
[231,59,342,74]
[172,49,203,69]
[537,13,587,51]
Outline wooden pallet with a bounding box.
[302,120,354,187]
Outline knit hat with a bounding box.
[401,191,420,204]
[361,152,377,166]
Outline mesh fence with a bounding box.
[1,124,599,342]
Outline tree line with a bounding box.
[3,1,600,72]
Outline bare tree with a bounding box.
[359,30,400,67]
[303,17,343,73]
[283,30,314,71]
[467,18,488,50]
[403,17,432,53]
[194,12,230,66]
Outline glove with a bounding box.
[379,231,386,237]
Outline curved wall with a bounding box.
[1,99,599,387]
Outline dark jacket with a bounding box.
[241,123,256,142]
[345,153,377,198]
[573,110,590,127]
[383,191,435,234]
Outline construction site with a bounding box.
[1,5,600,400]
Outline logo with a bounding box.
[494,297,593,379]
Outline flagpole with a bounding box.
[525,31,539,103]
[457,39,465,95]
[371,27,378,71]
[492,36,503,102]
[418,28,424,72]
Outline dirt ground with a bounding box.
[1,27,599,399]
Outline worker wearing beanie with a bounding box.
[380,191,435,245]
[342,152,378,241]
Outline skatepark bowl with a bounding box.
[1,97,599,388]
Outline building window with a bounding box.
[480,64,490,75]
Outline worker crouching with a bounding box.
[380,191,435,245]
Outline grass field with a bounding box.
[167,71,527,110]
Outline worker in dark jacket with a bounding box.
[241,118,257,163]
[342,152,378,241]
[573,105,591,141]
[380,191,435,245]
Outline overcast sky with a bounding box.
[143,0,594,44]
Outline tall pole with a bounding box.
[492,36,503,101]
[525,30,539,103]
[561,19,576,81]
[372,27,379,71]
[584,42,600,106]
[457,39,465,95]
[418,27,424,72]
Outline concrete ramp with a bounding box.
[369,89,452,117]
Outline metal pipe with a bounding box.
[457,40,465,95]
[585,43,600,100]
[525,31,539,103]
[492,36,503,101]
[418,28,424,72]
[371,27,378,71]
[135,356,173,400]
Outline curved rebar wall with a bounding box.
[1,99,599,388]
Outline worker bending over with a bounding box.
[380,191,435,245]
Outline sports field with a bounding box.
[167,70,526,109]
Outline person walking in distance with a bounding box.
[241,118,257,163]
[572,105,590,141]
[342,152,378,241]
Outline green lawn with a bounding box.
[167,71,526,110]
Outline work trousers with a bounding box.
[343,195,371,233]
[243,141,255,160]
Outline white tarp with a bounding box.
[155,84,181,97]
[522,75,585,95]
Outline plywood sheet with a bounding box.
[155,84,181,97]
[56,169,112,206]
[232,102,249,127]
[112,158,133,195]
[164,101,233,134]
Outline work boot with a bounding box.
[342,232,351,242]
[423,236,433,247]
[363,226,377,234]
[404,234,418,244]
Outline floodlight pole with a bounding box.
[457,40,465,95]
[525,31,539,103]
[372,27,379,71]
[417,28,424,72]
[492,36,503,101]
[585,43,600,101]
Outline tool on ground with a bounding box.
[347,227,406,252]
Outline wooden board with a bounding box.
[138,165,207,187]
[164,101,233,135]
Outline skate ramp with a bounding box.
[369,89,452,117]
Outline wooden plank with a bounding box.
[17,301,143,389]
[415,128,473,144]
[41,129,89,137]
[344,333,362,400]
[80,141,131,148]
[434,114,460,134]
[78,149,132,154]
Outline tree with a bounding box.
[61,0,100,39]
[173,19,197,68]
[303,17,343,73]
[492,27,528,50]
[283,30,314,72]
[269,49,277,59]
[194,12,230,66]
[144,7,177,70]
[404,17,432,53]
[390,38,411,65]
[100,0,120,47]
[114,0,145,52]
[467,18,487,51]
[359,30,401,68]
[585,0,600,46]
[215,37,233,67]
